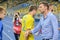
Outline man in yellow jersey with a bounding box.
[19,6,37,40]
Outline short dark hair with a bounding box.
[49,4,53,12]
[39,1,49,10]
[0,7,5,14]
[16,12,20,15]
[29,6,37,12]
[0,7,4,11]
[49,4,53,6]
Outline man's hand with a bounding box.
[58,28,60,30]
[24,30,31,40]
[24,30,31,37]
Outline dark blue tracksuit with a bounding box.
[0,19,3,40]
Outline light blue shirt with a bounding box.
[31,12,58,40]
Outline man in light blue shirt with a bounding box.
[27,2,58,40]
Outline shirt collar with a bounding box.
[47,12,51,17]
[42,12,51,20]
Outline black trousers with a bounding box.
[42,39,49,40]
[14,33,20,40]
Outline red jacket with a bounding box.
[13,18,22,34]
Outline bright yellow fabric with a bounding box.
[19,14,34,40]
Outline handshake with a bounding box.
[24,29,31,40]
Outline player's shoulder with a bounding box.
[49,12,57,19]
[50,13,56,18]
[23,15,28,18]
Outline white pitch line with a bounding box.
[3,19,13,25]
[3,20,12,24]
[3,23,13,30]
[5,16,13,19]
[3,22,14,33]
[3,31,13,40]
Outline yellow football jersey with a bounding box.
[19,14,34,40]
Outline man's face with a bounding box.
[0,10,6,19]
[33,10,37,15]
[49,5,53,12]
[15,12,18,15]
[38,4,46,13]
